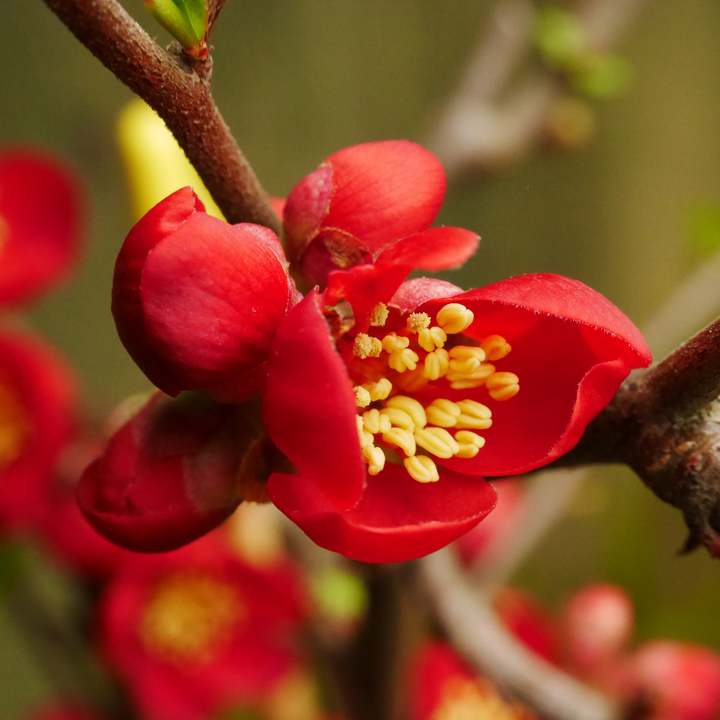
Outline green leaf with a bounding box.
[144,0,208,50]
[572,54,634,99]
[533,6,587,69]
[311,567,368,624]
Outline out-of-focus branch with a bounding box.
[42,0,281,233]
[428,0,647,181]
[419,549,620,720]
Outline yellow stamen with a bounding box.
[387,348,419,373]
[356,416,374,449]
[455,400,493,429]
[426,399,461,428]
[448,345,486,363]
[369,302,389,326]
[354,386,371,408]
[382,427,416,456]
[404,455,439,483]
[385,396,427,428]
[361,378,392,402]
[480,334,512,361]
[414,427,460,459]
[418,325,447,352]
[454,430,486,458]
[406,312,431,334]
[363,445,386,475]
[381,332,409,354]
[424,348,450,380]
[379,407,415,431]
[353,333,382,359]
[486,372,520,401]
[436,303,474,334]
[362,408,391,435]
[448,357,482,375]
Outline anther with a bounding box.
[354,386,371,408]
[382,428,416,457]
[394,366,429,392]
[381,332,409,354]
[385,396,427,428]
[436,303,474,334]
[406,312,431,334]
[414,427,460,459]
[454,430,486,458]
[480,335,512,361]
[455,400,493,429]
[356,417,374,449]
[448,357,482,375]
[448,346,486,363]
[370,302,389,327]
[486,372,520,401]
[387,348,419,373]
[418,326,447,352]
[353,333,382,359]
[404,455,439,483]
[379,407,415,431]
[426,399,461,428]
[361,378,392,402]
[363,408,392,435]
[423,348,450,381]
[446,363,495,385]
[363,445,386,475]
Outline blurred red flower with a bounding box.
[99,534,308,720]
[0,149,83,307]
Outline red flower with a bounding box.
[112,187,295,402]
[283,140,478,287]
[99,535,307,720]
[78,391,261,553]
[0,149,83,307]
[0,326,76,533]
[263,271,650,563]
[407,641,536,720]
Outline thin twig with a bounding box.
[420,549,620,720]
[42,0,281,233]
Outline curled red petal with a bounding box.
[321,141,446,256]
[263,291,365,510]
[77,392,254,552]
[376,227,479,271]
[113,189,292,401]
[419,275,650,476]
[0,149,83,307]
[268,465,497,563]
[389,277,464,311]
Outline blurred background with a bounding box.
[3,0,720,716]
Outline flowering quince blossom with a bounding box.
[262,141,651,564]
[112,186,296,402]
[0,326,76,533]
[99,534,307,720]
[0,149,83,306]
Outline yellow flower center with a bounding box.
[0,375,30,471]
[140,571,242,664]
[432,677,529,720]
[350,303,520,483]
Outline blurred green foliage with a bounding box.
[3,1,720,717]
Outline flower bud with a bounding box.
[143,0,208,57]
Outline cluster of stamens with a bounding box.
[350,303,520,484]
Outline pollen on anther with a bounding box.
[354,386,371,408]
[436,303,474,334]
[406,312,431,334]
[353,333,382,359]
[370,302,389,327]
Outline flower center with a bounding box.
[348,303,520,483]
[140,571,241,664]
[0,375,30,471]
[432,677,528,720]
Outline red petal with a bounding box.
[0,149,83,306]
[77,393,251,552]
[113,191,291,401]
[419,275,650,476]
[376,227,479,271]
[321,141,446,255]
[268,464,497,563]
[390,277,464,310]
[263,291,365,510]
